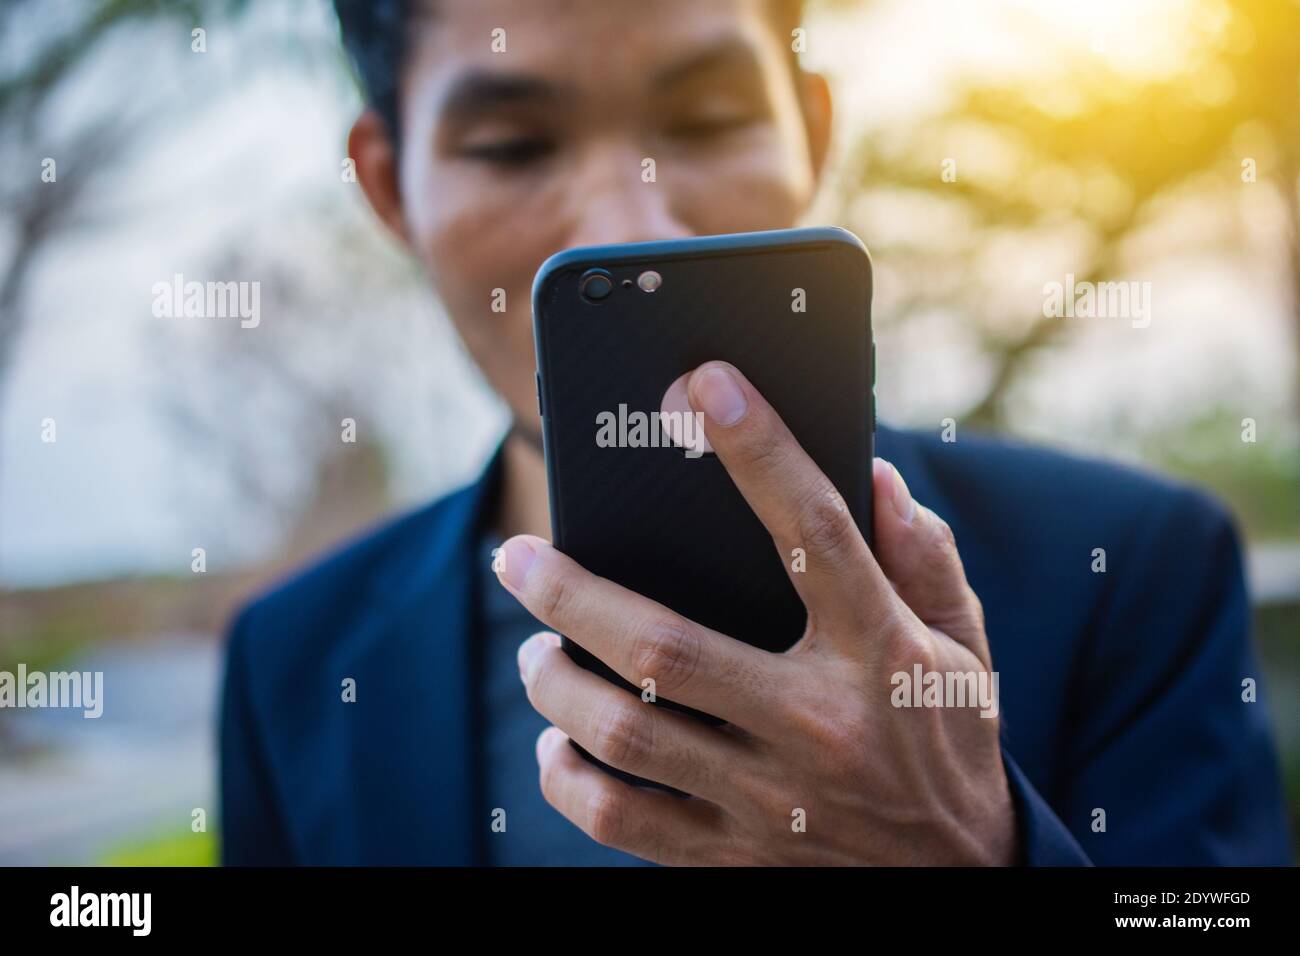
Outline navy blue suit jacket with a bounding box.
[220,425,1292,865]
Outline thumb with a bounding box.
[871,458,988,661]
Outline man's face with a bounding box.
[358,0,829,426]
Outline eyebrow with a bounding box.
[437,36,765,121]
[439,72,573,120]
[651,36,765,89]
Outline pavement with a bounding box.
[0,634,219,865]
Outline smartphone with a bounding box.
[531,226,874,771]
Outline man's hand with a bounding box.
[495,361,1017,865]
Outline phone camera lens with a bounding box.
[579,269,614,303]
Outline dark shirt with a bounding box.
[478,535,654,866]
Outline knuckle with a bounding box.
[534,564,578,625]
[912,509,958,577]
[880,622,936,675]
[927,510,959,559]
[789,695,869,772]
[784,680,868,756]
[965,585,987,632]
[734,428,787,473]
[592,699,654,771]
[796,484,858,558]
[631,616,701,694]
[585,785,629,847]
[909,632,939,673]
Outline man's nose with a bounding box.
[563,144,694,248]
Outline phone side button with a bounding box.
[535,372,544,417]
[871,340,877,432]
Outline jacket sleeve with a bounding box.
[1010,487,1291,865]
[1002,751,1091,865]
[219,606,296,865]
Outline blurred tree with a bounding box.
[838,0,1299,427]
[0,0,258,405]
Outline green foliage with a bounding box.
[840,0,1300,428]
[0,618,92,675]
[1144,407,1300,539]
[100,827,217,867]
[1253,601,1300,860]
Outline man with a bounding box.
[220,0,1290,865]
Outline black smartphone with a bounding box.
[531,226,874,773]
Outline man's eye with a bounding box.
[457,138,554,166]
[666,115,756,140]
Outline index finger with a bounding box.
[496,534,790,735]
[686,360,893,632]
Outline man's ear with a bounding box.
[798,69,833,186]
[348,109,408,242]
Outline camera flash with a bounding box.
[636,270,662,292]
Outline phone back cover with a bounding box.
[533,228,874,696]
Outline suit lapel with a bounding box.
[336,446,504,864]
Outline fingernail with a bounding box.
[536,726,563,761]
[498,537,538,591]
[693,365,748,426]
[517,632,546,679]
[891,463,917,525]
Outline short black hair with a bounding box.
[334,0,416,138]
[334,0,806,141]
